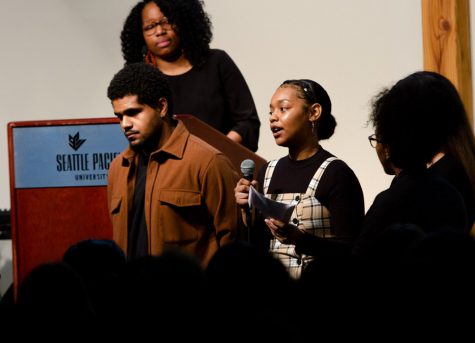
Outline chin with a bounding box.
[274,138,288,147]
[130,141,144,151]
[383,167,396,175]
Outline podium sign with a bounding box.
[8,118,127,296]
[13,124,125,188]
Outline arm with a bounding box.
[202,153,241,246]
[226,130,243,145]
[295,161,365,258]
[217,50,260,152]
[317,161,365,242]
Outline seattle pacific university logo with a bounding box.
[69,132,86,151]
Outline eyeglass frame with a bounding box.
[368,134,382,148]
[143,17,172,36]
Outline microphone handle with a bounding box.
[244,177,253,243]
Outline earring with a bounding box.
[142,45,148,60]
[311,121,315,132]
[144,50,156,66]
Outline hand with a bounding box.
[226,130,242,144]
[234,178,258,208]
[265,217,303,244]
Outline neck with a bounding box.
[155,53,192,76]
[288,144,319,161]
[427,151,445,168]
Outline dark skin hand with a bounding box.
[234,177,305,243]
[265,218,304,244]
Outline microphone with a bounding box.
[240,159,255,181]
[240,159,255,243]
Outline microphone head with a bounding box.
[240,159,256,180]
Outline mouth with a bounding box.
[271,127,282,136]
[125,131,139,141]
[156,39,171,48]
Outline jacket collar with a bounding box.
[120,120,189,166]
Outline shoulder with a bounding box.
[208,48,230,59]
[319,156,363,192]
[207,49,237,67]
[318,150,359,180]
[186,134,234,167]
[326,158,357,177]
[257,158,283,182]
[109,149,132,169]
[187,133,221,156]
[429,154,467,181]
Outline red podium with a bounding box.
[8,118,127,296]
[8,115,266,296]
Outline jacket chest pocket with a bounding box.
[157,190,204,243]
[158,189,202,207]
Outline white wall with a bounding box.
[1,0,469,295]
[207,0,423,208]
[0,0,424,212]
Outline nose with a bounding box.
[155,25,166,36]
[269,110,278,123]
[121,115,132,130]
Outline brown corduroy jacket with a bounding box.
[107,121,240,266]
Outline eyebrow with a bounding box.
[274,98,291,104]
[114,107,141,117]
[142,16,166,24]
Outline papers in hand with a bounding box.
[248,186,295,223]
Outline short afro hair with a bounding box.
[107,62,173,115]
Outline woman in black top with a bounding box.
[121,0,260,151]
[235,79,365,278]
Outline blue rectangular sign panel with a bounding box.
[13,123,128,188]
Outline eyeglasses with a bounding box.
[143,17,172,36]
[368,134,381,148]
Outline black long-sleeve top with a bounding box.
[254,148,365,257]
[164,49,260,152]
[353,169,468,257]
[428,154,475,229]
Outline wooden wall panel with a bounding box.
[422,0,473,125]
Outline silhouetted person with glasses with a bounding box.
[353,71,469,257]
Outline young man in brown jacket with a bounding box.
[107,63,240,266]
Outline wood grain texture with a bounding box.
[422,0,473,125]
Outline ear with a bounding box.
[384,145,390,159]
[157,97,169,118]
[308,103,322,124]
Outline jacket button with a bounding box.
[295,195,300,201]
[292,218,299,225]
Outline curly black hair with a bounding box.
[369,71,464,171]
[107,63,174,116]
[121,0,212,67]
[281,79,337,140]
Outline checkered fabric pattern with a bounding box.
[264,157,337,279]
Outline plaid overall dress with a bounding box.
[263,157,337,279]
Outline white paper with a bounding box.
[248,186,295,223]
